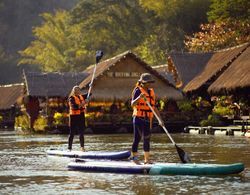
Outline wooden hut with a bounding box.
[79,51,183,101]
[152,64,175,86]
[23,71,88,129]
[0,83,24,128]
[208,44,250,95]
[157,53,212,89]
[208,44,250,118]
[78,51,183,132]
[183,43,249,95]
[24,71,88,97]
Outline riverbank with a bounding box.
[12,120,191,135]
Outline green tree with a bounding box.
[0,0,78,83]
[140,0,210,34]
[71,0,152,59]
[136,0,210,64]
[185,0,250,52]
[185,20,250,52]
[19,1,153,70]
[19,0,211,69]
[19,10,89,72]
[208,0,250,22]
[134,34,165,65]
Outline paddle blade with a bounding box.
[96,50,104,63]
[75,158,86,163]
[175,144,191,163]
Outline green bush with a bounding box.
[33,116,48,132]
[53,112,63,125]
[213,104,234,116]
[177,100,194,112]
[15,114,30,130]
[53,112,64,125]
[200,114,223,127]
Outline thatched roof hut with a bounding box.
[152,65,175,86]
[208,44,250,94]
[168,52,212,89]
[0,83,24,110]
[183,43,249,94]
[23,71,88,97]
[79,51,183,101]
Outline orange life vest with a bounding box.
[69,95,85,115]
[132,86,155,119]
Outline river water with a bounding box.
[0,130,249,194]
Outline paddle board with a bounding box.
[68,160,244,176]
[46,149,131,160]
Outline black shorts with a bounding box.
[69,113,85,133]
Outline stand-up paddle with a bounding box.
[86,50,104,100]
[142,95,191,163]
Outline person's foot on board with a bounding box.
[144,160,153,165]
[129,156,141,165]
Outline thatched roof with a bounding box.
[80,51,174,87]
[183,43,249,93]
[79,51,183,100]
[169,52,212,88]
[208,44,250,94]
[0,83,24,110]
[24,71,88,97]
[152,65,175,85]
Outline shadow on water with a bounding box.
[0,130,250,194]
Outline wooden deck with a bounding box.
[184,125,247,136]
[184,116,250,137]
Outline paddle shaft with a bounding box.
[142,96,176,145]
[142,95,191,163]
[86,63,97,100]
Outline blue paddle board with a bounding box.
[46,149,131,160]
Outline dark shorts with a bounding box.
[69,113,85,133]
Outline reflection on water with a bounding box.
[0,131,249,194]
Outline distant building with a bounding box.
[23,71,88,97]
[0,83,24,128]
[160,43,249,120]
[79,50,183,101]
[184,43,249,96]
[78,51,184,133]
[154,52,212,89]
[22,71,88,129]
[208,45,250,95]
[152,64,176,86]
[157,43,249,98]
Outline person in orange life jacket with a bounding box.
[131,73,163,164]
[68,85,89,151]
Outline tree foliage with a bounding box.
[137,0,210,64]
[185,0,250,52]
[19,0,211,70]
[0,0,78,83]
[140,0,210,34]
[208,0,250,22]
[19,11,89,72]
[185,20,250,52]
[71,0,152,61]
